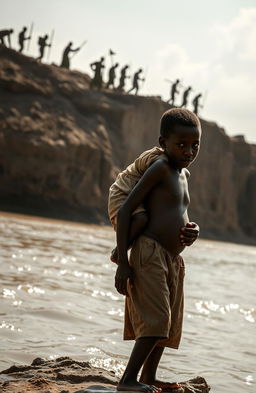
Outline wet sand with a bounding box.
[0,356,210,393]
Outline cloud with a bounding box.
[146,8,256,141]
[151,43,208,87]
[212,8,256,62]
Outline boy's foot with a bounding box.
[139,380,184,393]
[110,247,118,264]
[117,381,162,393]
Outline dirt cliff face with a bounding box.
[188,122,256,242]
[0,46,116,221]
[0,46,255,243]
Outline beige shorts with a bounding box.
[124,235,185,349]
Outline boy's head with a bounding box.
[159,108,201,169]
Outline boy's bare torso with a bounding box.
[143,160,190,256]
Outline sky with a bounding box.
[1,0,256,143]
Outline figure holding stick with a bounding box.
[47,29,54,62]
[18,26,31,53]
[70,40,87,59]
[60,41,80,69]
[37,33,51,61]
[27,22,34,52]
[127,68,144,95]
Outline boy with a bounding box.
[114,108,201,393]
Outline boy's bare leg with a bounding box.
[140,346,184,392]
[111,212,148,263]
[117,337,162,392]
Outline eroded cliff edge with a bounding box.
[0,46,255,244]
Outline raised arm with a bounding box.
[90,62,96,70]
[115,160,167,295]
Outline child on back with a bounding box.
[108,109,199,263]
[108,146,167,262]
[109,108,201,393]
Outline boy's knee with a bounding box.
[132,212,148,228]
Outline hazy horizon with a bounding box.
[1,0,256,143]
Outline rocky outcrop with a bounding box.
[0,45,255,243]
[0,356,211,393]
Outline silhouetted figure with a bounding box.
[37,34,51,61]
[90,57,105,89]
[106,62,119,89]
[18,26,30,53]
[180,86,192,108]
[60,42,80,69]
[0,29,13,47]
[167,79,180,105]
[117,65,129,92]
[127,68,144,95]
[192,93,202,115]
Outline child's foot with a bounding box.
[110,247,118,264]
[140,380,184,393]
[117,380,161,392]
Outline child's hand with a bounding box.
[115,264,134,296]
[180,222,200,246]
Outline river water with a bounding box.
[0,212,255,392]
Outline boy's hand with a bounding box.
[180,222,200,246]
[115,264,133,296]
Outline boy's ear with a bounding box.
[159,136,165,149]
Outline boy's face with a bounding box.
[159,124,201,169]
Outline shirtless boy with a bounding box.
[114,108,201,393]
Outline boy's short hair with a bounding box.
[160,108,201,137]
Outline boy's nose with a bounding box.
[184,148,193,156]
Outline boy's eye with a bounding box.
[177,142,199,149]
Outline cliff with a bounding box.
[0,46,255,244]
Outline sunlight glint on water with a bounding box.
[0,212,255,393]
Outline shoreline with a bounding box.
[0,206,255,247]
[0,356,210,393]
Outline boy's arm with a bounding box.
[115,160,167,296]
[179,170,199,246]
[180,211,200,246]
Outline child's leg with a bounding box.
[111,212,148,263]
[139,346,164,383]
[117,336,161,392]
[140,346,184,392]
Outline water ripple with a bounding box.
[0,213,255,393]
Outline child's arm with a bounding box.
[179,171,200,246]
[115,160,167,296]
[180,221,200,246]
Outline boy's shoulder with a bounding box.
[119,146,165,179]
[148,160,191,179]
[184,168,190,178]
[144,157,171,179]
